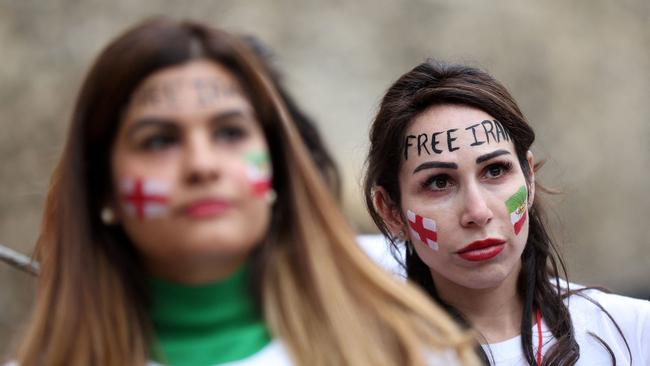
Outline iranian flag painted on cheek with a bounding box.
[244,151,272,197]
[505,185,528,235]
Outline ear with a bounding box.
[372,186,406,238]
[526,150,535,207]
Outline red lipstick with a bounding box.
[185,199,231,218]
[456,238,505,262]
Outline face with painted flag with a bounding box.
[377,104,535,290]
[109,60,273,283]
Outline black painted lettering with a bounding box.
[494,120,510,141]
[447,129,459,152]
[417,134,430,156]
[404,135,416,160]
[431,131,443,153]
[465,123,485,146]
[481,120,497,144]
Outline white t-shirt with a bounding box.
[482,287,650,365]
[357,234,406,278]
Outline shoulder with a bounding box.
[356,234,406,279]
[222,340,292,366]
[148,340,292,366]
[562,284,650,364]
[563,284,650,326]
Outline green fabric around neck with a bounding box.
[149,264,271,366]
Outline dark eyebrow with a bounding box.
[413,161,458,175]
[208,109,254,125]
[126,117,177,139]
[476,149,511,164]
[126,109,255,139]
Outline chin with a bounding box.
[458,276,508,290]
[453,264,516,290]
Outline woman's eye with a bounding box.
[140,134,176,151]
[214,125,247,142]
[484,162,511,179]
[424,174,453,191]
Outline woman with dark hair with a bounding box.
[8,19,480,366]
[364,60,650,365]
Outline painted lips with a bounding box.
[185,199,231,218]
[456,238,505,262]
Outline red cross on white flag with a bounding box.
[120,178,170,220]
[407,210,439,250]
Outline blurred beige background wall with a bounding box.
[1,0,648,354]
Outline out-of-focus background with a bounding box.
[1,0,648,354]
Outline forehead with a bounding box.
[126,59,250,116]
[404,104,516,162]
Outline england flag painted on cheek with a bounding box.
[407,210,439,250]
[120,178,170,220]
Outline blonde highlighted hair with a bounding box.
[16,18,479,365]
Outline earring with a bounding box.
[265,189,277,205]
[100,207,116,225]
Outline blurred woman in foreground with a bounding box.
[10,19,478,366]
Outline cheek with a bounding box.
[241,150,273,199]
[404,208,441,251]
[116,176,173,221]
[111,146,179,199]
[504,185,529,236]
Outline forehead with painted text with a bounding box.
[396,104,534,291]
[110,60,273,284]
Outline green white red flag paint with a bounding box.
[505,185,527,235]
[407,210,439,250]
[244,151,272,197]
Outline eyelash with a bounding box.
[422,174,454,191]
[420,161,513,191]
[137,125,249,152]
[483,161,513,179]
[214,125,247,142]
[140,134,176,151]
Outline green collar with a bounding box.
[149,264,270,366]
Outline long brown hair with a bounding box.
[16,20,478,365]
[363,60,630,365]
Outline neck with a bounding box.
[149,263,271,364]
[432,262,524,343]
[146,252,248,284]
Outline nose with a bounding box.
[459,183,493,228]
[183,133,219,185]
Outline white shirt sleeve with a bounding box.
[356,234,406,279]
[581,290,650,365]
